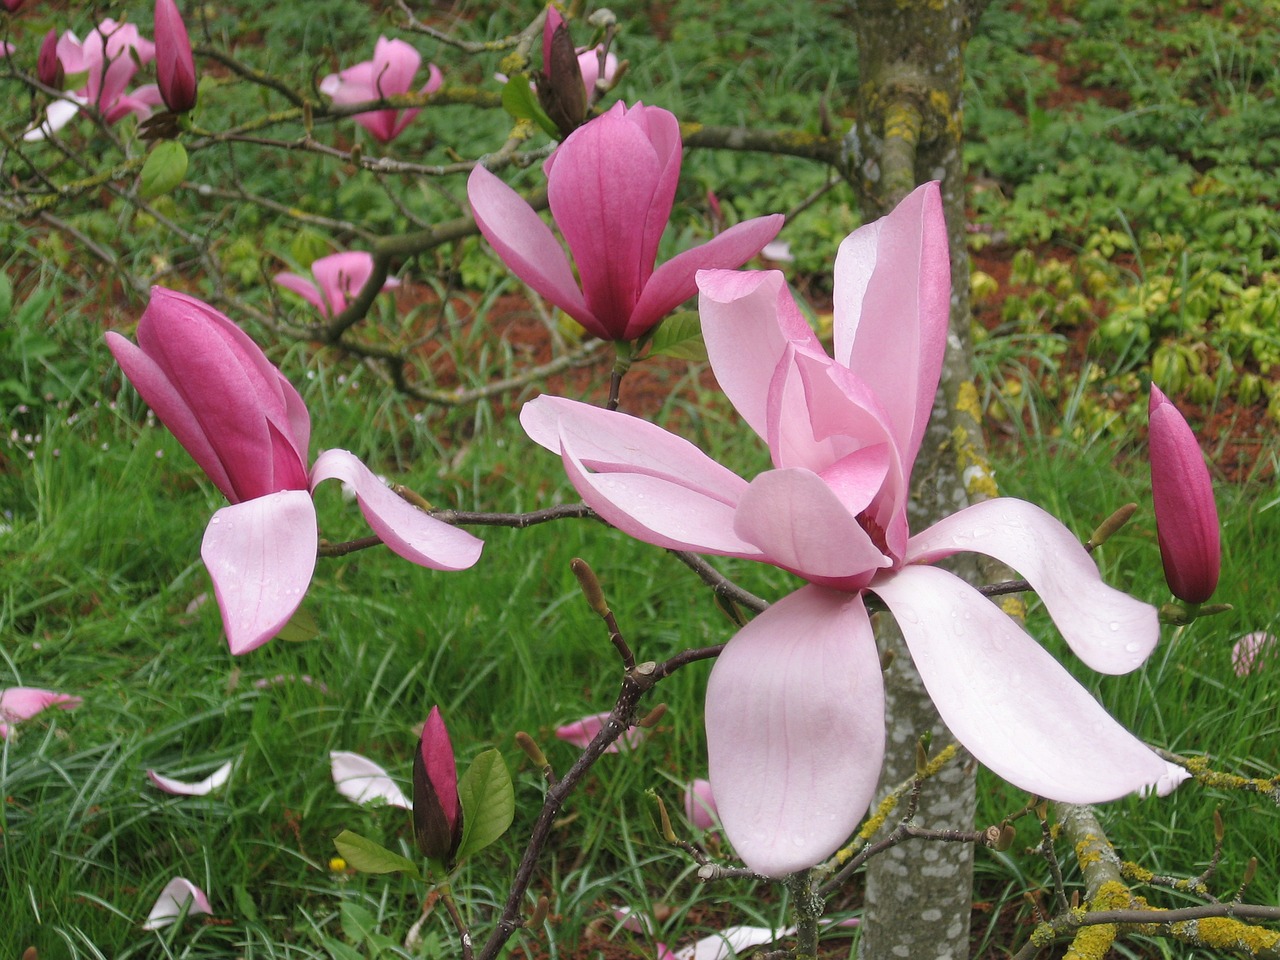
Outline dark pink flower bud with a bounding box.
[154,0,197,113]
[1149,384,1220,604]
[413,706,463,862]
[38,29,64,89]
[537,5,586,137]
[3,0,25,12]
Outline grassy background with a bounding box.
[3,0,1279,956]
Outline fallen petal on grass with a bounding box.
[330,750,411,809]
[147,760,233,796]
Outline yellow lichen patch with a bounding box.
[1064,922,1116,960]
[956,380,983,422]
[1120,861,1154,884]
[1074,837,1103,868]
[922,742,958,778]
[997,595,1027,620]
[1171,917,1280,953]
[1091,880,1131,910]
[857,792,900,842]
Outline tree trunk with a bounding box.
[844,2,992,957]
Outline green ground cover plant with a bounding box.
[2,0,1278,957]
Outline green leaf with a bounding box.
[231,883,259,922]
[340,902,380,942]
[332,830,422,879]
[0,273,12,322]
[647,311,708,361]
[455,749,515,861]
[276,606,320,642]
[140,140,189,199]
[501,76,560,140]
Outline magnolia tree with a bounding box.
[3,1,1278,958]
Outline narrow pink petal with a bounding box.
[468,165,596,333]
[683,779,718,830]
[734,469,889,589]
[147,760,233,796]
[372,36,421,97]
[625,104,683,276]
[0,687,83,722]
[103,84,164,125]
[310,251,376,315]
[421,62,443,95]
[321,62,376,103]
[309,449,483,571]
[546,107,665,336]
[330,750,412,809]
[832,182,950,475]
[555,711,646,752]
[697,269,823,445]
[628,215,785,339]
[142,877,212,930]
[200,491,318,655]
[872,564,1188,801]
[274,272,328,316]
[706,586,885,877]
[906,498,1158,674]
[355,109,399,143]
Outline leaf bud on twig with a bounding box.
[638,703,667,728]
[1086,502,1137,550]
[514,730,549,770]
[570,557,610,618]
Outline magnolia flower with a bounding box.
[413,706,463,862]
[683,778,718,830]
[147,760,233,795]
[1232,631,1277,677]
[522,183,1186,877]
[24,20,162,141]
[320,36,442,143]
[107,287,483,655]
[154,0,197,113]
[0,686,81,739]
[469,102,784,342]
[1149,384,1220,604]
[142,877,211,930]
[273,251,400,319]
[37,29,61,86]
[331,750,411,808]
[554,711,646,752]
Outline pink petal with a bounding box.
[522,397,761,556]
[320,61,376,104]
[147,760,233,796]
[1232,631,1277,677]
[706,585,885,877]
[273,272,327,315]
[734,469,889,589]
[683,779,719,830]
[674,926,793,960]
[832,181,950,476]
[330,750,412,808]
[24,97,86,141]
[906,498,1158,675]
[141,877,212,930]
[200,491,318,655]
[1149,384,1220,604]
[628,214,784,339]
[311,251,375,315]
[468,165,596,334]
[309,449,483,571]
[871,564,1188,802]
[371,36,420,98]
[0,687,83,723]
[554,711,646,752]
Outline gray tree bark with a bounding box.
[844,2,994,958]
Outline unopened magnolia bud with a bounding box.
[879,648,895,672]
[915,739,929,778]
[1086,502,1138,550]
[996,822,1017,852]
[528,895,550,928]
[38,29,64,90]
[515,730,548,769]
[1070,891,1080,909]
[302,101,314,135]
[638,703,667,728]
[1242,857,1257,887]
[537,6,587,137]
[652,792,677,843]
[570,558,610,617]
[1034,800,1049,822]
[413,706,464,863]
[1213,808,1224,844]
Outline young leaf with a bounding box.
[276,606,319,642]
[647,311,708,361]
[332,830,422,879]
[455,749,515,861]
[502,76,560,140]
[140,140,189,199]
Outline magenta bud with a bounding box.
[413,706,463,862]
[38,29,64,90]
[3,0,25,12]
[537,5,587,137]
[1148,384,1220,604]
[154,0,197,113]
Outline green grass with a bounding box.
[4,0,1280,956]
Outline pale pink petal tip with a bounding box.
[1232,631,1277,676]
[1141,762,1191,798]
[683,778,718,830]
[554,711,646,752]
[0,687,83,726]
[142,876,212,930]
[330,750,411,809]
[147,760,234,796]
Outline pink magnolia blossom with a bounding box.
[154,0,197,113]
[273,251,400,319]
[319,36,442,143]
[1,40,13,57]
[24,19,162,141]
[555,711,646,752]
[1149,384,1220,604]
[107,287,483,655]
[142,877,211,930]
[522,183,1186,876]
[1232,631,1277,677]
[0,686,82,738]
[683,778,718,830]
[468,102,784,342]
[413,706,463,861]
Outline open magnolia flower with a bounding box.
[107,287,483,655]
[522,182,1186,877]
[469,102,783,342]
[320,36,442,143]
[274,251,400,319]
